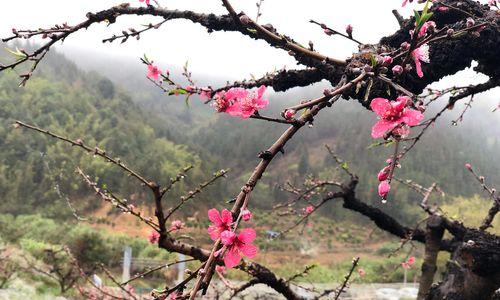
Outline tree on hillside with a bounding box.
[1,0,499,299]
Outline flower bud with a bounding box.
[324,28,334,36]
[241,209,252,221]
[465,163,473,172]
[466,17,475,28]
[378,181,391,198]
[377,166,391,182]
[383,56,393,65]
[401,42,410,51]
[239,14,251,25]
[283,109,296,120]
[392,65,404,75]
[345,24,353,37]
[446,29,454,37]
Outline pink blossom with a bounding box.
[402,256,416,269]
[465,163,473,172]
[489,0,497,6]
[304,205,315,214]
[324,28,334,36]
[437,6,449,11]
[241,209,252,221]
[358,268,366,277]
[224,85,269,119]
[378,181,391,198]
[412,44,430,78]
[169,220,185,232]
[220,229,258,268]
[402,0,409,7]
[377,166,391,182]
[139,0,151,5]
[215,265,227,275]
[147,64,162,80]
[370,96,424,138]
[419,21,436,37]
[148,231,160,244]
[207,208,233,241]
[212,91,233,112]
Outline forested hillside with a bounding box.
[1,47,499,225]
[0,48,227,218]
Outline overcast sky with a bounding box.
[0,0,497,101]
[0,0,444,77]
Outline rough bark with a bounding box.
[418,216,445,300]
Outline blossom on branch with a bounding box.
[139,0,151,6]
[412,44,430,78]
[304,205,314,214]
[169,220,185,232]
[402,256,416,269]
[147,64,162,80]
[212,86,269,118]
[207,208,233,240]
[225,85,269,118]
[378,181,391,198]
[370,96,424,138]
[241,208,253,221]
[148,231,160,244]
[220,229,258,268]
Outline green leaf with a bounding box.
[370,55,377,67]
[5,47,27,61]
[414,10,422,26]
[341,162,349,170]
[420,12,433,23]
[168,89,188,96]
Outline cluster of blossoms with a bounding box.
[144,62,269,119]
[212,85,269,118]
[207,208,258,268]
[370,96,424,200]
[402,256,416,269]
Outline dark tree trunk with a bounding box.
[426,230,500,300]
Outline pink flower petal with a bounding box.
[220,209,233,224]
[221,230,237,246]
[224,247,242,268]
[208,208,222,226]
[402,109,424,126]
[207,225,221,241]
[256,85,266,99]
[370,98,391,117]
[239,243,258,258]
[371,119,400,138]
[238,228,256,244]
